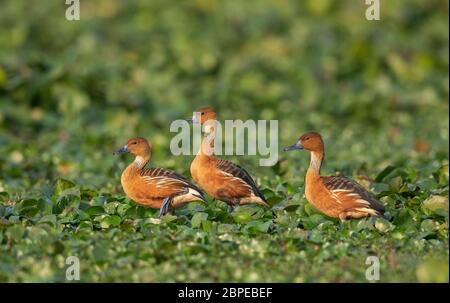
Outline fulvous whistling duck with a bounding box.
[284,132,385,221]
[188,107,269,209]
[114,137,206,216]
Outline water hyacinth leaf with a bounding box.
[242,220,272,235]
[18,199,42,217]
[105,215,121,227]
[38,214,57,227]
[283,203,301,212]
[375,165,396,182]
[191,212,208,228]
[84,205,105,217]
[307,230,323,244]
[52,195,80,215]
[201,219,213,233]
[393,209,414,229]
[80,188,99,201]
[76,209,90,221]
[104,202,120,214]
[375,218,393,233]
[416,179,439,192]
[124,205,147,219]
[422,195,449,214]
[160,214,177,223]
[217,223,236,234]
[52,178,77,200]
[100,215,121,228]
[117,204,132,216]
[420,219,437,233]
[388,176,404,192]
[231,207,256,224]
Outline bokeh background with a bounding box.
[0,0,448,282]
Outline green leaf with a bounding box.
[422,195,449,214]
[253,220,272,233]
[375,218,393,233]
[38,214,57,227]
[307,230,323,244]
[231,208,254,224]
[103,215,121,227]
[375,165,397,182]
[160,214,177,223]
[124,205,147,219]
[420,219,437,232]
[52,195,80,215]
[52,178,77,200]
[217,223,237,234]
[18,199,41,217]
[84,205,105,217]
[191,212,208,228]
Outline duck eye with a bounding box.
[304,137,310,141]
[201,112,205,116]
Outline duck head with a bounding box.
[114,137,153,166]
[284,132,324,152]
[187,106,217,134]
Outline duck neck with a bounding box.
[306,150,324,180]
[133,153,150,169]
[197,127,216,158]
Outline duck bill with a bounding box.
[114,145,129,155]
[186,111,202,124]
[283,142,303,151]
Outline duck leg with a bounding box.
[159,196,173,217]
[159,189,191,217]
[226,199,240,213]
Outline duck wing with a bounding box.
[140,167,206,201]
[216,159,267,202]
[322,176,385,215]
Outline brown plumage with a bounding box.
[284,132,385,220]
[115,137,206,216]
[188,107,269,208]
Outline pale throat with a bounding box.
[134,154,150,168]
[198,123,217,157]
[308,151,323,174]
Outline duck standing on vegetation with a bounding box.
[115,137,206,216]
[188,107,269,210]
[284,132,385,220]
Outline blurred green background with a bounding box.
[0,0,448,190]
[0,0,448,282]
